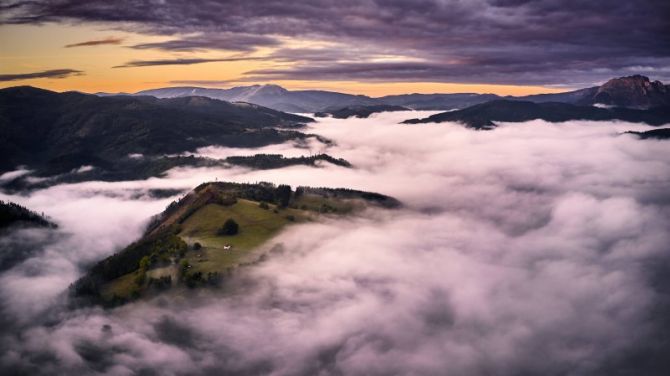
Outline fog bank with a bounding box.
[1,112,669,375]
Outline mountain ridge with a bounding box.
[99,75,670,113]
[0,86,316,176]
[402,100,670,129]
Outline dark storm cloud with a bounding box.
[246,62,462,81]
[64,36,123,48]
[267,47,380,63]
[129,33,280,52]
[0,69,83,81]
[1,0,669,85]
[113,57,260,68]
[243,58,670,86]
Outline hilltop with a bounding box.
[403,100,670,129]
[0,86,317,180]
[136,84,379,113]
[72,181,399,305]
[0,200,56,231]
[520,75,670,109]
[315,104,410,119]
[0,201,58,272]
[626,128,670,140]
[2,153,351,192]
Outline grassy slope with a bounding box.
[101,198,320,299]
[180,200,311,274]
[101,273,138,300]
[80,181,399,304]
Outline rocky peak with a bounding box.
[593,75,668,109]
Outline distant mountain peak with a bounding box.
[257,83,288,94]
[594,75,668,109]
[115,75,670,112]
[601,74,662,89]
[1,85,54,96]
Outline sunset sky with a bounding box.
[1,0,668,96]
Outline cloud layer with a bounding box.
[113,57,260,68]
[2,0,669,85]
[1,113,669,375]
[129,33,280,52]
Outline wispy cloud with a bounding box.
[64,36,124,48]
[113,57,261,68]
[129,33,280,52]
[0,69,83,81]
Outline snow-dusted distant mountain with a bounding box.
[134,84,379,113]
[102,83,500,112]
[97,76,670,113]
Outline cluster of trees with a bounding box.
[296,186,401,208]
[225,153,351,169]
[179,259,221,287]
[134,256,150,286]
[192,181,297,209]
[145,234,187,266]
[316,104,409,119]
[145,195,188,234]
[72,230,187,298]
[147,275,172,290]
[190,182,400,210]
[276,184,291,207]
[183,271,221,288]
[0,200,57,230]
[20,156,228,190]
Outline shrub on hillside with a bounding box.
[218,218,239,236]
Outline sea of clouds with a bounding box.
[1,112,669,375]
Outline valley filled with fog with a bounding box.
[1,112,669,375]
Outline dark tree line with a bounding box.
[225,153,351,169]
[0,200,57,230]
[72,229,187,298]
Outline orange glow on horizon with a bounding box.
[0,78,567,97]
[0,24,568,97]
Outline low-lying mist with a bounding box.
[1,111,669,375]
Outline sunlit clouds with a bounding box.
[2,0,668,94]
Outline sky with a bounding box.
[0,0,669,95]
